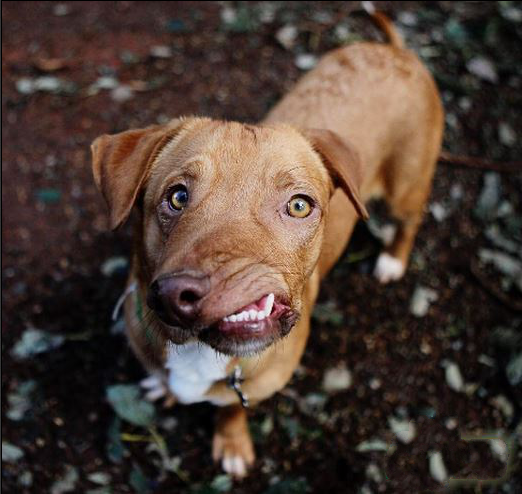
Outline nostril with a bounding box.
[179,290,200,305]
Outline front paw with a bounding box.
[212,429,255,478]
[140,374,176,408]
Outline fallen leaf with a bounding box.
[11,328,65,360]
[106,385,156,427]
[107,418,125,463]
[2,441,24,462]
[34,58,67,72]
[356,439,389,452]
[475,172,501,220]
[51,466,79,494]
[87,472,111,485]
[467,57,498,83]
[129,464,152,494]
[263,478,310,494]
[6,380,37,421]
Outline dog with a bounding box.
[91,11,443,478]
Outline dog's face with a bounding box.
[92,118,366,356]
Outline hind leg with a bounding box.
[374,154,437,284]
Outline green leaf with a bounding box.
[263,478,310,494]
[312,302,343,326]
[50,466,79,494]
[106,418,125,463]
[36,188,62,203]
[507,352,522,386]
[106,385,156,427]
[6,380,37,421]
[129,465,152,494]
[210,475,233,492]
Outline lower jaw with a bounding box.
[157,311,300,357]
[199,310,299,357]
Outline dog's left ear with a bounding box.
[303,128,369,219]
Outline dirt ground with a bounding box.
[2,2,522,493]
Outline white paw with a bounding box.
[373,252,405,284]
[222,455,247,478]
[140,374,168,401]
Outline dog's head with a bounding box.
[92,117,367,356]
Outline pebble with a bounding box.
[409,286,438,317]
[444,361,464,392]
[334,25,350,42]
[429,202,449,222]
[275,25,298,50]
[369,378,381,390]
[365,463,383,483]
[110,85,134,103]
[397,11,417,26]
[490,438,508,463]
[429,451,448,483]
[498,122,517,147]
[53,4,70,16]
[445,417,458,430]
[295,53,318,71]
[322,365,352,393]
[467,57,499,84]
[388,417,416,444]
[150,45,172,58]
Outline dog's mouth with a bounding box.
[184,292,298,356]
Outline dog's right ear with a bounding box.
[91,119,185,230]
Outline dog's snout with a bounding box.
[147,273,210,326]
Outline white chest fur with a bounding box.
[165,341,231,404]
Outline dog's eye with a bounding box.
[167,185,189,211]
[287,195,313,218]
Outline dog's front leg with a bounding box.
[212,404,255,478]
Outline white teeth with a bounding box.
[223,293,276,324]
[264,293,275,317]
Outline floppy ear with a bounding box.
[302,128,369,219]
[91,119,185,230]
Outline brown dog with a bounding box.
[92,12,443,477]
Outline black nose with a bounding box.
[147,273,210,326]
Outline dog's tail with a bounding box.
[362,2,405,49]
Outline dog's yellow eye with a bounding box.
[287,196,313,218]
[167,185,188,211]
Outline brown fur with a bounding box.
[92,14,443,477]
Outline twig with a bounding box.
[439,151,522,174]
[470,258,522,312]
